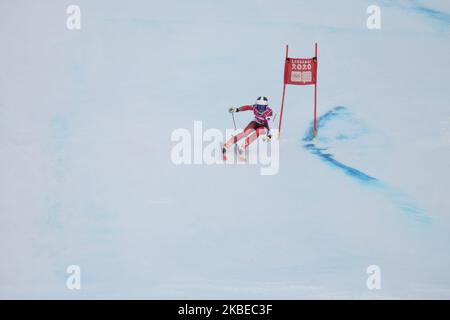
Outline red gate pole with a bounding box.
[278,45,289,139]
[313,42,318,142]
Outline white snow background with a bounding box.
[0,0,450,298]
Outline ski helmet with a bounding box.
[255,96,268,113]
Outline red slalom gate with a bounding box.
[278,43,318,141]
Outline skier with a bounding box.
[223,96,273,160]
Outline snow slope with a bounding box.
[1,0,449,298]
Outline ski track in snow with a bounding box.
[381,0,450,25]
[414,5,450,25]
[303,106,431,224]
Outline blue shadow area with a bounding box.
[414,4,450,25]
[302,106,431,224]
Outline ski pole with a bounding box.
[231,112,237,131]
[230,112,238,155]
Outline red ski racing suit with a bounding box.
[225,105,273,150]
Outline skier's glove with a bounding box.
[263,134,272,142]
[228,107,239,113]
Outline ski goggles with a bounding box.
[255,104,268,112]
